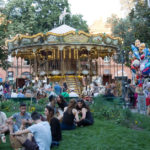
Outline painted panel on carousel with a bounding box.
[45,35,59,44]
[112,39,119,46]
[33,36,44,44]
[20,38,32,46]
[8,42,14,51]
[64,34,89,43]
[92,36,103,44]
[105,37,112,44]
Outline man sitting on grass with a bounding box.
[0,103,32,134]
[12,111,52,150]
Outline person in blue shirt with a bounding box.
[17,89,25,98]
[54,82,62,96]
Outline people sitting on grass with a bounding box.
[48,95,57,113]
[12,111,52,150]
[61,99,79,130]
[45,105,62,147]
[76,99,94,127]
[57,95,68,111]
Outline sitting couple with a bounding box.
[61,99,94,130]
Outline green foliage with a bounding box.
[3,0,88,35]
[92,96,150,130]
[107,1,150,64]
[0,14,10,69]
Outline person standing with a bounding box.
[0,83,3,100]
[54,82,62,96]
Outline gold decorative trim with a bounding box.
[45,31,76,36]
[20,33,44,39]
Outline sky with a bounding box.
[68,0,124,26]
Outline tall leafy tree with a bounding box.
[3,0,88,36]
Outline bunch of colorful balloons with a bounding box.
[130,40,150,86]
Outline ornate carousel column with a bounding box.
[59,45,64,76]
[33,49,37,77]
[15,49,19,78]
[77,48,81,75]
[29,56,32,79]
[46,50,49,76]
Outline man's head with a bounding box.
[20,103,26,114]
[31,112,41,122]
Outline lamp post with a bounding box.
[121,49,126,106]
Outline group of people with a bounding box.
[0,80,80,101]
[0,94,94,150]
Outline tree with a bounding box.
[3,0,88,36]
[0,13,10,70]
[107,0,150,66]
[68,14,89,32]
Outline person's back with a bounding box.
[17,92,25,98]
[28,121,51,150]
[50,117,62,142]
[54,83,61,95]
[62,109,75,126]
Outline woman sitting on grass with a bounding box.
[76,99,94,127]
[45,105,62,148]
[57,95,68,111]
[61,99,79,130]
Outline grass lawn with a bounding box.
[1,118,150,150]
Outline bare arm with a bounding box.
[73,109,79,122]
[11,129,30,136]
[80,108,87,120]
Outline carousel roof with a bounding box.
[6,24,123,59]
[49,24,76,34]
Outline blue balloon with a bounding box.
[143,48,150,57]
[145,61,150,68]
[131,45,140,59]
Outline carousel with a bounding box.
[6,24,122,93]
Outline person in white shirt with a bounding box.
[0,111,7,128]
[0,83,3,98]
[69,88,79,98]
[12,112,52,150]
[0,111,7,143]
[11,89,18,98]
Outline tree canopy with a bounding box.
[107,0,150,65]
[108,0,150,47]
[2,0,88,36]
[0,0,89,69]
